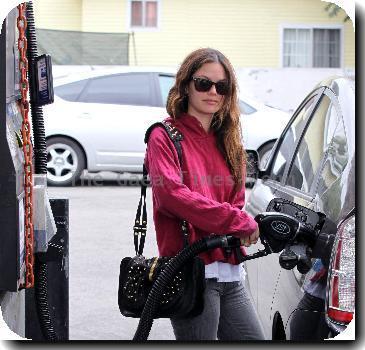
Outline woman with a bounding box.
[145,48,265,340]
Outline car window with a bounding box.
[54,79,88,101]
[316,112,349,196]
[270,96,316,182]
[286,95,335,192]
[78,73,151,106]
[239,100,257,115]
[158,75,175,107]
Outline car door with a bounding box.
[271,90,345,338]
[75,72,166,172]
[252,88,345,340]
[245,88,325,338]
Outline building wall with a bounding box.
[33,0,355,69]
[128,0,354,68]
[343,16,355,67]
[81,0,126,32]
[33,0,82,31]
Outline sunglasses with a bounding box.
[192,77,229,95]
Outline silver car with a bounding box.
[245,76,355,340]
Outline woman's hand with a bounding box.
[240,228,260,247]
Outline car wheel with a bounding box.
[272,312,286,340]
[46,137,85,186]
[258,141,275,169]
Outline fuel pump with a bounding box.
[133,198,337,341]
[0,2,68,340]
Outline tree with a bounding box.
[324,3,350,22]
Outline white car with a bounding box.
[239,95,290,170]
[44,67,290,186]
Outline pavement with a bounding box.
[48,172,174,340]
[48,171,252,341]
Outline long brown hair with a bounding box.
[166,48,246,190]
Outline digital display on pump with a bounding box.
[35,54,54,106]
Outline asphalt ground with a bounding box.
[48,172,173,340]
[48,171,252,341]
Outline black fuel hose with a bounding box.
[25,1,58,341]
[34,257,57,341]
[133,235,237,341]
[25,2,47,174]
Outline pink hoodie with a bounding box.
[145,113,258,265]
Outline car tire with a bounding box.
[258,141,275,169]
[272,312,286,340]
[46,137,85,186]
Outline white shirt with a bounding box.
[205,261,246,282]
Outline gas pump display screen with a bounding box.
[35,54,54,106]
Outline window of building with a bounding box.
[282,27,341,68]
[130,0,158,28]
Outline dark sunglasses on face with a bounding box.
[192,77,229,95]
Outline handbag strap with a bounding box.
[133,120,188,255]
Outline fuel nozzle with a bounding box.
[279,245,312,273]
[204,234,241,250]
[206,210,326,267]
[255,212,301,252]
[254,212,319,271]
[278,248,298,270]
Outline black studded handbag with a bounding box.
[118,121,206,319]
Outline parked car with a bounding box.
[44,67,289,186]
[245,76,355,340]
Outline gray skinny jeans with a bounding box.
[170,278,265,341]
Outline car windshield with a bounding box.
[54,79,88,101]
[239,100,257,115]
[158,75,175,107]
